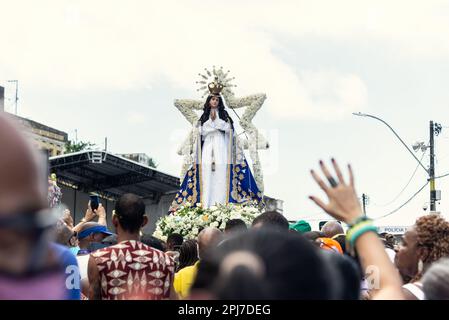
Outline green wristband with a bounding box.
[348,224,378,247]
[346,219,374,239]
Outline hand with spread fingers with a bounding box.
[309,158,405,300]
[309,158,363,225]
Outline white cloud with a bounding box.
[1,0,447,121]
[126,111,146,125]
[267,70,368,120]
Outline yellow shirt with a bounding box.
[174,261,199,299]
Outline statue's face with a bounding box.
[209,96,219,109]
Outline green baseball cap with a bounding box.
[289,220,311,233]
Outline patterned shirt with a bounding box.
[91,240,175,300]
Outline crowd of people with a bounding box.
[1,112,449,300]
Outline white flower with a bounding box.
[211,222,219,228]
[153,230,162,238]
[154,203,261,239]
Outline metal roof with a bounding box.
[49,151,180,202]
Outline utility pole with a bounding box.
[362,193,367,215]
[353,113,442,214]
[361,193,369,215]
[429,121,442,212]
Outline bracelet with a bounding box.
[347,215,370,228]
[346,219,378,248]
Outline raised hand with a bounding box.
[62,209,74,229]
[309,158,363,225]
[84,201,97,222]
[94,203,107,226]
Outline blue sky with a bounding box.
[2,0,449,228]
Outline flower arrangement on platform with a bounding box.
[153,202,261,241]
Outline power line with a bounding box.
[374,181,429,221]
[372,151,426,208]
[299,181,429,223]
[434,172,449,180]
[352,113,429,174]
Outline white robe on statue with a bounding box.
[200,116,231,208]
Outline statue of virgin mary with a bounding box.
[170,77,263,211]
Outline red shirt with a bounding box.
[91,240,175,300]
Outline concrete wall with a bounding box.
[60,185,174,235]
[143,193,177,235]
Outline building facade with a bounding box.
[13,115,68,157]
[119,153,156,167]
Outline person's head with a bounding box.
[198,227,223,260]
[289,220,311,234]
[208,95,220,109]
[140,234,164,251]
[422,258,449,300]
[192,229,334,299]
[177,239,199,271]
[102,234,118,246]
[0,114,50,275]
[166,233,184,251]
[252,211,289,232]
[303,231,325,242]
[395,214,449,282]
[316,237,343,254]
[331,234,346,253]
[381,233,396,250]
[77,222,113,249]
[54,219,77,247]
[224,219,247,234]
[112,193,148,236]
[199,95,233,127]
[320,250,362,300]
[321,221,344,238]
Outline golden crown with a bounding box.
[196,66,236,98]
[208,77,224,95]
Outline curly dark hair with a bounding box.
[415,214,449,268]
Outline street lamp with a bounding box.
[412,141,428,153]
[352,112,440,212]
[352,112,428,173]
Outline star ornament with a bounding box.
[174,66,269,192]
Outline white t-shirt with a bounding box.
[403,282,425,300]
[76,254,90,281]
